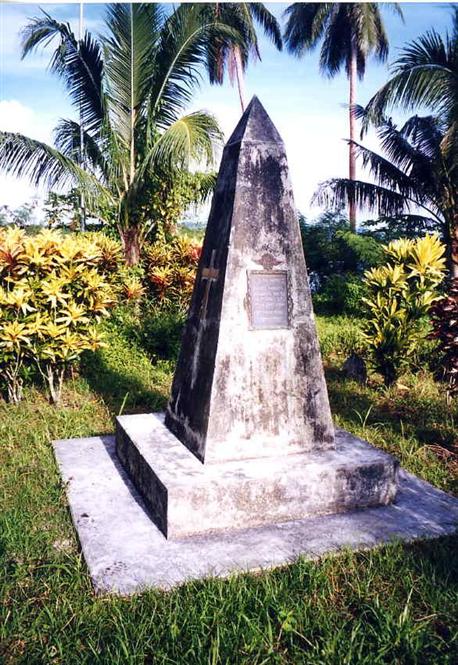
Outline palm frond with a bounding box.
[376,120,433,182]
[358,3,389,62]
[143,111,223,174]
[400,115,444,161]
[249,3,283,50]
[362,22,457,133]
[283,3,334,56]
[284,3,398,78]
[314,177,409,218]
[103,3,162,145]
[320,5,352,78]
[204,6,251,84]
[0,131,111,209]
[193,171,217,203]
[21,11,104,135]
[53,119,108,181]
[150,5,241,128]
[349,140,417,198]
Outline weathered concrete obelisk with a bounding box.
[116,97,398,539]
[165,96,334,463]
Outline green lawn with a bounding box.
[1,314,457,664]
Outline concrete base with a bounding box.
[115,414,398,539]
[53,434,458,595]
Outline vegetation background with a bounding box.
[0,3,457,663]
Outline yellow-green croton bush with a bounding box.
[0,227,116,404]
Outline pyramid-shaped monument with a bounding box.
[116,98,398,539]
[165,96,334,463]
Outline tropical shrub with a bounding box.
[316,315,365,359]
[85,232,145,306]
[300,211,383,314]
[313,273,369,316]
[300,212,383,284]
[430,279,458,396]
[362,235,446,385]
[143,236,202,311]
[0,228,115,404]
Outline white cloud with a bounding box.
[192,99,351,215]
[0,100,57,212]
[0,99,54,142]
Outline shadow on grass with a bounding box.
[80,349,169,416]
[325,365,457,449]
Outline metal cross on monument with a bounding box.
[200,249,219,321]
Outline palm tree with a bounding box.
[0,4,239,265]
[314,111,458,277]
[283,2,403,231]
[200,3,282,111]
[361,8,458,166]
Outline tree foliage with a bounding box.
[362,235,446,385]
[283,3,399,78]
[360,8,458,163]
[0,4,243,264]
[202,3,282,83]
[430,278,458,396]
[0,228,117,403]
[284,2,402,229]
[315,112,457,276]
[300,211,383,314]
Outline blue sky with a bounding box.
[0,1,454,218]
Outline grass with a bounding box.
[1,312,457,664]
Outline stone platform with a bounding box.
[115,414,398,539]
[53,433,458,595]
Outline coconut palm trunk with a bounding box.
[348,37,357,231]
[233,47,246,111]
[283,3,402,232]
[451,217,458,280]
[120,225,142,267]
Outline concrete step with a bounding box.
[115,413,399,539]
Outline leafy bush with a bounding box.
[313,273,369,316]
[300,212,383,281]
[301,211,383,314]
[136,306,186,361]
[108,303,186,363]
[0,228,115,404]
[362,235,446,386]
[316,315,365,359]
[143,235,201,311]
[430,278,458,396]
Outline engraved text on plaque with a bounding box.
[248,271,289,329]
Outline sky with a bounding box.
[0,1,454,221]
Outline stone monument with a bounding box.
[115,97,398,539]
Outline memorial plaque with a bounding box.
[248,271,289,329]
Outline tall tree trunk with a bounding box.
[234,47,246,112]
[452,220,458,279]
[129,4,136,185]
[120,226,142,266]
[444,217,458,280]
[78,2,86,232]
[348,38,357,232]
